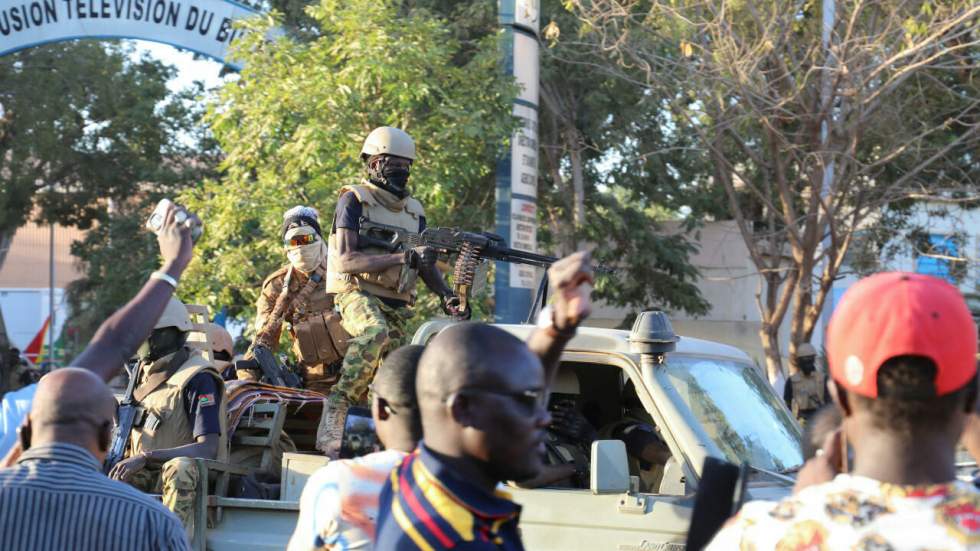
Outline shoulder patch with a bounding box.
[198,393,216,407]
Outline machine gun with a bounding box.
[358,221,613,316]
[104,360,142,474]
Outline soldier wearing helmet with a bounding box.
[108,297,227,540]
[206,323,235,380]
[319,126,461,458]
[242,206,346,392]
[783,342,828,426]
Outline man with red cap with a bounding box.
[706,272,980,550]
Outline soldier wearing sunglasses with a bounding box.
[242,206,347,393]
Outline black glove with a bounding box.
[550,402,597,443]
[404,246,436,270]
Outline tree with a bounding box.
[0,41,216,352]
[179,0,518,332]
[570,0,980,379]
[537,0,709,318]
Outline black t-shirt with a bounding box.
[332,191,426,309]
[181,372,222,439]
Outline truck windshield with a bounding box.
[657,355,803,473]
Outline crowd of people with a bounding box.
[0,125,978,551]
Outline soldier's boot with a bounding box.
[162,457,200,542]
[316,394,350,459]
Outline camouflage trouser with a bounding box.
[333,290,412,404]
[128,457,200,541]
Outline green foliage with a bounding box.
[180,0,517,330]
[0,42,203,234]
[0,42,217,348]
[536,0,710,317]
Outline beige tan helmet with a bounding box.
[361,126,416,161]
[207,323,234,357]
[155,297,193,332]
[797,342,818,358]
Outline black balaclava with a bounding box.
[797,355,816,376]
[367,154,410,199]
[138,327,189,362]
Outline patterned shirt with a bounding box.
[375,444,524,551]
[706,474,980,550]
[0,443,190,551]
[288,449,408,551]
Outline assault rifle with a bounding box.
[357,221,613,315]
[104,359,141,474]
[239,268,304,388]
[240,344,302,388]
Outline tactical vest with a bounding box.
[326,183,425,303]
[130,350,229,462]
[789,371,826,416]
[263,264,348,368]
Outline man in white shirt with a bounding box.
[289,344,425,551]
[707,272,980,550]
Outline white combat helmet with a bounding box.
[154,296,193,332]
[361,126,416,161]
[797,342,818,358]
[207,322,234,356]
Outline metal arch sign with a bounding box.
[0,0,263,68]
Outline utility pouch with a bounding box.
[293,310,350,367]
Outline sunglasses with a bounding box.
[456,386,548,413]
[286,233,318,247]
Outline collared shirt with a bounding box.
[375,444,524,551]
[0,442,190,551]
[0,384,36,458]
[706,474,980,550]
[288,449,408,551]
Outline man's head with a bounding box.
[138,297,191,361]
[26,368,116,461]
[281,206,325,274]
[795,342,818,376]
[417,323,550,483]
[826,273,978,449]
[371,345,425,452]
[361,126,415,199]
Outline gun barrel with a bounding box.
[484,247,560,269]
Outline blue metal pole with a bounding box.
[494,0,540,323]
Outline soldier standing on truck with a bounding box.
[783,342,827,426]
[108,297,227,541]
[318,126,465,458]
[241,206,347,392]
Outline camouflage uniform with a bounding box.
[251,264,343,394]
[128,457,200,540]
[332,290,413,403]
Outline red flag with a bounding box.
[24,315,50,360]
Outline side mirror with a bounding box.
[590,439,630,494]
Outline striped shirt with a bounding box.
[375,444,523,550]
[288,449,408,550]
[0,443,190,551]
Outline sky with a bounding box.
[133,40,227,92]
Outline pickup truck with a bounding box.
[200,311,803,550]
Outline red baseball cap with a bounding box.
[827,272,978,398]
